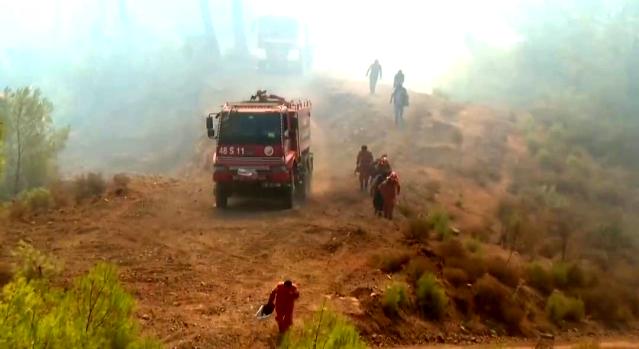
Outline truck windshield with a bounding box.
[218,112,282,145]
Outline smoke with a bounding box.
[0,0,604,175]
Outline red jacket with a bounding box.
[379,178,401,203]
[268,283,299,314]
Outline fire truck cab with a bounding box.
[205,91,313,209]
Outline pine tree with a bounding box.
[1,87,69,196]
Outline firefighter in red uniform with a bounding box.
[379,172,401,219]
[267,280,299,334]
[355,145,374,191]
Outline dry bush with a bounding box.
[8,200,28,221]
[546,291,585,324]
[383,282,411,317]
[404,257,433,285]
[402,217,430,242]
[112,173,131,196]
[48,180,73,207]
[416,273,448,320]
[19,187,53,213]
[581,286,635,326]
[439,238,467,260]
[371,252,410,274]
[0,262,12,287]
[526,262,553,294]
[465,238,482,253]
[73,172,106,202]
[473,275,525,330]
[447,255,486,282]
[424,180,441,201]
[443,267,469,287]
[485,257,521,288]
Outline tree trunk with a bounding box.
[199,0,220,58]
[13,100,24,195]
[232,0,248,55]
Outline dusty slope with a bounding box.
[2,77,612,348]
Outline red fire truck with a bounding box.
[205,91,313,208]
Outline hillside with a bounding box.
[1,77,638,349]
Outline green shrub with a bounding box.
[0,262,161,349]
[404,257,432,285]
[11,240,60,281]
[403,217,430,242]
[383,283,410,316]
[526,262,553,294]
[551,263,570,289]
[416,273,448,319]
[485,257,520,288]
[546,291,585,324]
[428,209,451,240]
[373,252,410,274]
[279,308,367,349]
[19,187,53,213]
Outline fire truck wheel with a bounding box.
[284,179,295,209]
[215,185,228,209]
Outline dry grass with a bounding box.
[112,173,131,196]
[0,262,12,287]
[485,257,521,288]
[443,267,469,287]
[73,172,106,202]
[402,217,430,242]
[473,275,525,332]
[371,252,411,274]
[439,238,467,259]
[404,257,433,285]
[446,255,486,282]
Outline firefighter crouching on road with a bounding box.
[379,172,401,219]
[370,156,392,216]
[355,145,375,191]
[267,280,299,334]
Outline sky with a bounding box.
[0,0,523,92]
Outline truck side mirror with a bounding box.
[206,113,215,139]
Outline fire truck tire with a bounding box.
[284,180,295,209]
[215,185,228,209]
